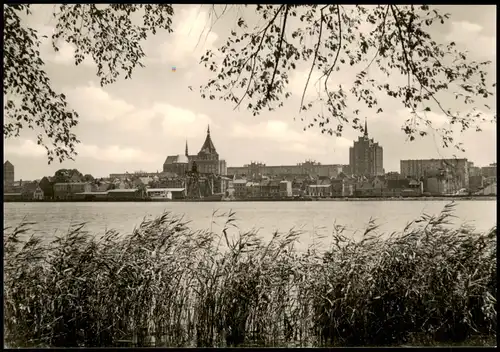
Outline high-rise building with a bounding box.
[4,160,14,187]
[481,163,497,178]
[468,162,482,177]
[400,158,469,189]
[348,118,384,176]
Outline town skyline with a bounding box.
[3,4,496,181]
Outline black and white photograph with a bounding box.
[3,3,497,348]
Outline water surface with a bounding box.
[3,200,496,249]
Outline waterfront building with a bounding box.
[4,160,14,187]
[228,160,343,178]
[53,182,92,200]
[33,187,45,200]
[20,181,39,200]
[279,181,293,197]
[163,126,227,175]
[476,182,497,195]
[467,162,482,177]
[385,171,401,180]
[468,175,485,193]
[232,179,247,198]
[348,118,384,177]
[400,158,469,190]
[481,163,497,178]
[109,171,162,180]
[146,188,185,200]
[106,189,142,200]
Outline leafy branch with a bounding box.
[200,5,496,151]
[3,4,175,163]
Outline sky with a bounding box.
[3,4,497,180]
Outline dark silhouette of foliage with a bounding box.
[83,174,95,182]
[53,168,83,183]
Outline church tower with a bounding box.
[198,124,218,160]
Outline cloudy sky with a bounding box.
[4,5,496,180]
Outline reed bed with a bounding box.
[3,202,497,347]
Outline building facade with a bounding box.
[481,163,497,178]
[163,126,227,175]
[400,158,469,189]
[468,175,484,193]
[4,160,14,187]
[53,182,92,200]
[228,160,343,178]
[348,119,384,177]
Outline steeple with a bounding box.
[364,117,368,137]
[185,140,189,156]
[199,125,217,155]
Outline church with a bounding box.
[163,126,227,176]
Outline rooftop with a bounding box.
[107,189,139,193]
[147,188,185,192]
[74,192,109,195]
[198,125,217,155]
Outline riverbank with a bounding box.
[3,195,496,202]
[4,203,496,348]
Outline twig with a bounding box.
[234,5,285,110]
[299,7,325,112]
[392,5,457,122]
[362,5,390,73]
[197,5,229,52]
[390,5,412,102]
[322,5,342,105]
[267,5,289,100]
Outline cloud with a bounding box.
[281,142,325,156]
[4,139,47,158]
[67,83,136,122]
[395,108,496,132]
[230,119,353,156]
[446,21,495,59]
[4,138,158,163]
[78,144,158,163]
[66,83,213,136]
[231,120,307,144]
[157,6,218,65]
[158,104,212,138]
[288,69,325,99]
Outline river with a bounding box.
[3,200,496,250]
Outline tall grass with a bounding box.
[3,203,497,347]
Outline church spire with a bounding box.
[185,140,189,156]
[364,117,368,137]
[199,125,217,155]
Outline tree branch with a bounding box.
[300,7,324,112]
[323,5,342,105]
[234,5,285,110]
[392,5,458,122]
[390,5,412,102]
[267,5,289,100]
[362,5,390,73]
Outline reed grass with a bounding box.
[3,202,496,347]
